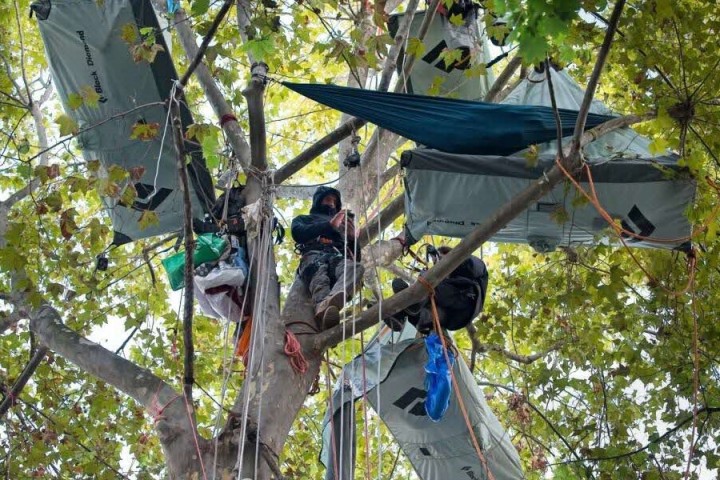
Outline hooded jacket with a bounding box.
[291,186,360,259]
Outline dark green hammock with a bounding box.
[283,82,615,155]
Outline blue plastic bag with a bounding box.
[424,333,455,421]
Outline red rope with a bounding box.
[219,113,238,127]
[148,393,183,425]
[284,330,308,374]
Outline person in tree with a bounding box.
[385,246,488,333]
[291,186,363,329]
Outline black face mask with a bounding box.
[316,204,337,216]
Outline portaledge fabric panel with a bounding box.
[34,0,215,245]
[387,10,492,100]
[320,338,524,480]
[402,149,695,250]
[283,81,615,156]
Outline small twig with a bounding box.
[571,0,627,149]
[179,0,234,87]
[22,102,165,165]
[545,58,565,161]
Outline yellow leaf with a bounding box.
[130,122,160,141]
[79,85,101,108]
[406,37,426,58]
[67,93,83,110]
[55,114,79,137]
[120,23,139,44]
[138,210,159,230]
[449,13,465,27]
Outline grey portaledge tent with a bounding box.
[403,66,696,251]
[388,9,496,101]
[32,0,215,245]
[320,324,524,480]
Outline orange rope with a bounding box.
[684,257,700,480]
[417,277,495,480]
[235,316,253,361]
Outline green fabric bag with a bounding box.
[161,234,228,291]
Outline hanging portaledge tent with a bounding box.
[402,150,694,251]
[320,325,524,480]
[387,8,495,100]
[283,82,614,156]
[402,66,696,251]
[32,0,215,245]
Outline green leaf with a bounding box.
[449,13,465,27]
[107,165,128,182]
[55,114,79,137]
[120,184,138,206]
[67,93,84,110]
[406,37,426,58]
[130,122,160,141]
[138,210,159,230]
[120,23,139,44]
[191,0,210,16]
[524,144,539,167]
[79,85,101,108]
[87,159,101,173]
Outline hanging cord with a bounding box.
[144,82,176,203]
[416,276,495,480]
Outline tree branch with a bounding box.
[236,0,257,64]
[555,406,720,465]
[484,55,522,103]
[29,305,208,477]
[465,320,565,365]
[179,0,234,87]
[0,346,48,419]
[243,63,269,172]
[154,1,252,169]
[571,0,626,147]
[12,0,31,105]
[316,107,641,351]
